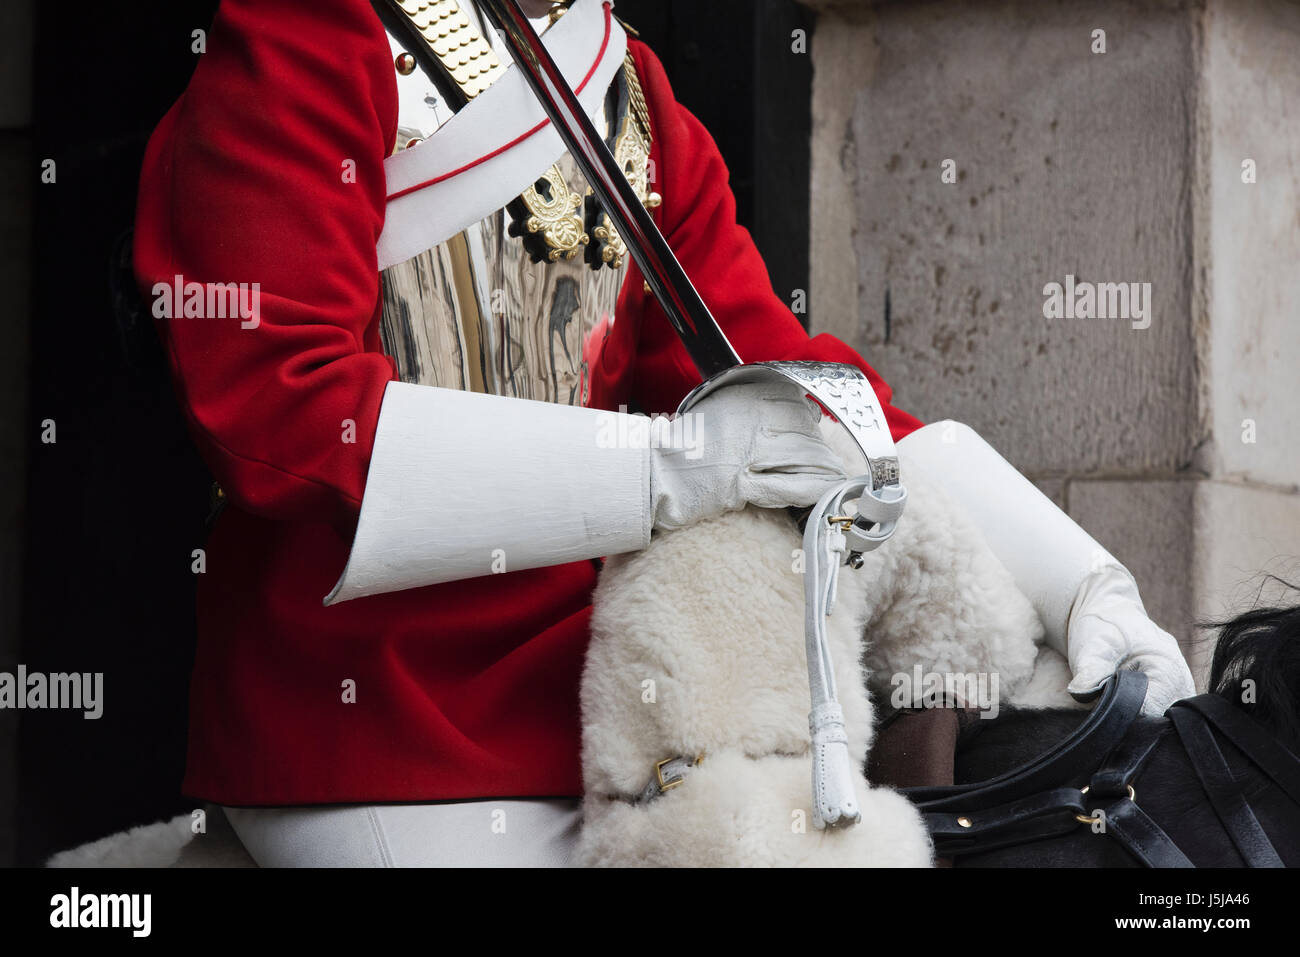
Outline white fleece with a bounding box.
[577,421,1046,867]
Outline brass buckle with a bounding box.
[654,757,685,793]
[1076,783,1136,825]
[654,754,703,793]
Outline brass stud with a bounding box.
[395,52,417,76]
[957,816,972,828]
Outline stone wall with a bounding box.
[801,0,1300,679]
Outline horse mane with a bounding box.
[1204,579,1300,752]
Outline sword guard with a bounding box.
[677,361,902,495]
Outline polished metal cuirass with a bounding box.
[378,151,631,406]
[377,5,635,407]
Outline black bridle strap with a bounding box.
[1080,724,1190,868]
[922,788,1086,857]
[1169,705,1285,867]
[1104,798,1193,868]
[1089,723,1168,797]
[903,670,1148,812]
[1174,694,1300,808]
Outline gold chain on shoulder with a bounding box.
[623,51,652,147]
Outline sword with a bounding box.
[479,0,899,477]
[476,0,741,379]
[479,0,904,830]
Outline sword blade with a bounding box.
[477,0,742,380]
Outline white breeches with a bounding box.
[223,799,581,867]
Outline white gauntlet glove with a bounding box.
[899,420,1195,716]
[650,380,848,531]
[1066,567,1196,714]
[326,380,847,604]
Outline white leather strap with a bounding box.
[803,475,907,828]
[377,0,627,269]
[325,381,650,604]
[677,361,908,826]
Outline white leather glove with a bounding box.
[1066,568,1196,715]
[329,380,849,603]
[649,380,847,531]
[898,420,1197,716]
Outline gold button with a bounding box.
[395,52,417,76]
[957,816,972,828]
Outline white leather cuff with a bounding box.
[326,382,651,604]
[897,420,1117,656]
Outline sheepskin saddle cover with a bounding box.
[576,421,1046,867]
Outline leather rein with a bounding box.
[901,670,1300,867]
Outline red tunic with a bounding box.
[133,0,923,806]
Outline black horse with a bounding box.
[911,595,1300,867]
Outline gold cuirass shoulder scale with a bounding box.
[377,1,656,407]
